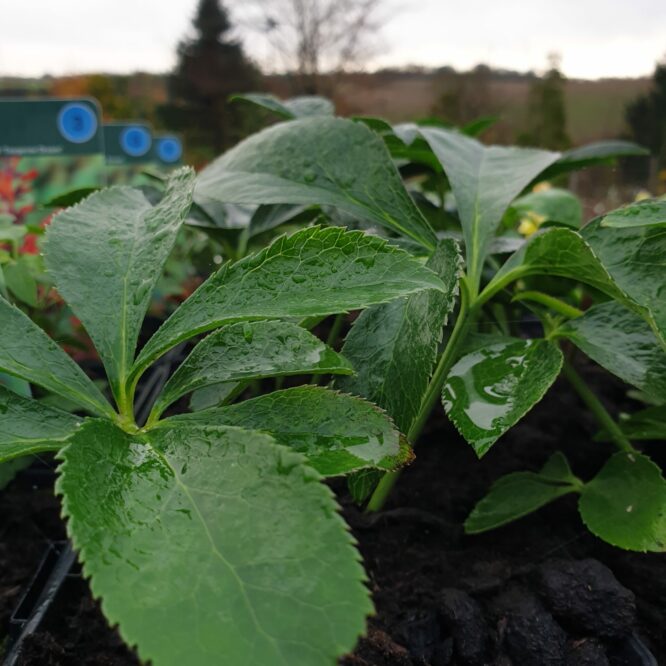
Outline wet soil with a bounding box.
[1,363,664,665]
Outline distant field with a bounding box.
[323,72,651,144]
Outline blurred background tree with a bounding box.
[625,58,666,172]
[518,54,571,150]
[232,0,385,94]
[159,0,261,162]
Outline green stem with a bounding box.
[474,266,528,310]
[366,281,473,512]
[561,361,635,453]
[237,229,249,258]
[512,291,584,320]
[116,376,139,432]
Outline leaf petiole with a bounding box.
[561,360,635,453]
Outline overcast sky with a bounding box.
[1,0,664,79]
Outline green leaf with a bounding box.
[487,227,633,307]
[582,218,666,346]
[461,116,498,137]
[612,406,666,441]
[0,457,32,491]
[465,452,580,533]
[538,140,649,181]
[189,382,238,411]
[44,186,101,208]
[59,420,371,665]
[600,198,666,229]
[151,320,353,420]
[558,301,666,402]
[43,168,195,401]
[0,298,113,417]
[231,93,335,118]
[133,227,446,379]
[0,226,26,243]
[510,187,582,228]
[0,385,81,462]
[347,469,384,504]
[4,258,37,307]
[164,386,410,476]
[579,452,666,552]
[195,117,437,249]
[418,127,559,288]
[247,204,310,239]
[337,239,462,433]
[0,372,31,397]
[442,339,563,457]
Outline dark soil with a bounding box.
[1,363,664,665]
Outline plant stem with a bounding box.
[561,361,635,453]
[366,282,472,512]
[512,291,584,319]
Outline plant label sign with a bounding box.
[103,122,156,186]
[0,98,106,225]
[153,134,183,168]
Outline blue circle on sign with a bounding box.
[120,126,152,157]
[57,103,98,144]
[157,137,182,163]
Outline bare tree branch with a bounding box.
[230,0,389,91]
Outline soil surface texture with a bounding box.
[1,363,664,666]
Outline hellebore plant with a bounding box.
[0,169,448,665]
[194,104,665,552]
[2,99,665,665]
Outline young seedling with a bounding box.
[0,168,449,665]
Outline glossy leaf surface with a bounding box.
[0,385,81,462]
[465,452,579,533]
[600,198,666,229]
[195,117,437,249]
[337,239,462,433]
[134,227,446,378]
[152,321,353,419]
[166,386,409,476]
[418,127,559,286]
[489,227,631,306]
[442,339,563,457]
[0,298,112,417]
[44,169,194,399]
[583,218,666,345]
[189,382,239,411]
[558,301,666,402]
[579,452,666,552]
[59,420,371,666]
